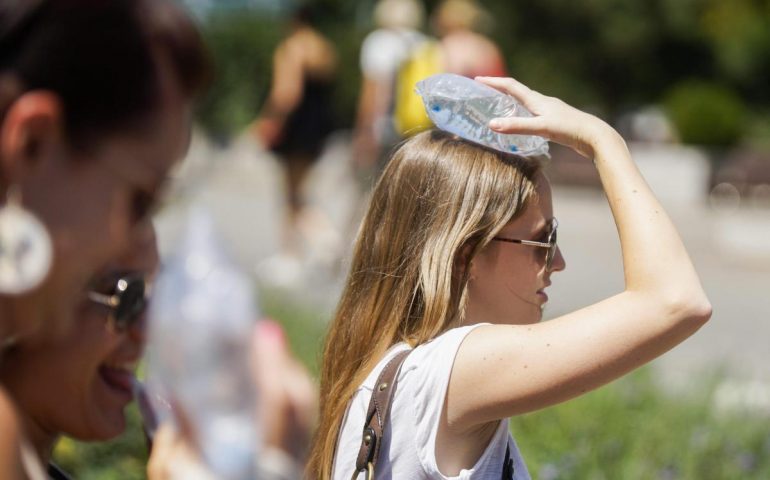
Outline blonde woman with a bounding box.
[309,77,712,479]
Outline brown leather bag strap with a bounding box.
[351,348,411,479]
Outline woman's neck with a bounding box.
[21,415,57,466]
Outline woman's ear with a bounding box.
[0,91,66,187]
[454,243,474,281]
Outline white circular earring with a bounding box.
[0,186,53,295]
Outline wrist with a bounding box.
[584,120,625,159]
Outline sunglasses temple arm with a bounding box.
[87,291,119,308]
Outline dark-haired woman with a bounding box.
[0,1,209,477]
[0,223,159,479]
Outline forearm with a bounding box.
[590,125,709,310]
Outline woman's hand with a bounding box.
[147,424,214,480]
[475,76,619,159]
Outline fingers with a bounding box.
[488,116,547,137]
[146,424,179,480]
[475,76,539,110]
[147,423,215,480]
[474,76,551,137]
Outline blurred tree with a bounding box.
[190,0,768,149]
[195,8,283,143]
[664,79,748,146]
[194,2,363,143]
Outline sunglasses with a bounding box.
[87,273,148,331]
[492,218,559,271]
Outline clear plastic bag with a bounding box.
[145,207,260,480]
[416,73,549,157]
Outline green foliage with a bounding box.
[53,405,148,480]
[193,6,363,144]
[259,286,329,376]
[514,370,770,479]
[195,9,283,143]
[664,80,748,146]
[189,1,769,147]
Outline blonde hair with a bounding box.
[307,130,540,479]
[374,0,425,30]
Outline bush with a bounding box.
[664,80,748,147]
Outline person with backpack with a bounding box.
[352,0,428,173]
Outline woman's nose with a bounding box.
[549,245,566,272]
[127,311,147,345]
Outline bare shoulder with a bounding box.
[0,388,24,480]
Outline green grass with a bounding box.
[54,295,770,479]
[512,370,770,479]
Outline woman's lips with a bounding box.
[99,364,136,399]
[536,289,549,303]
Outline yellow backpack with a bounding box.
[393,40,442,137]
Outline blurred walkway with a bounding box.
[155,133,770,390]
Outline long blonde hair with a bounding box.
[308,130,541,479]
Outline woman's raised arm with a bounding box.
[446,77,712,432]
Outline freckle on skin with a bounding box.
[523,365,528,369]
[547,343,550,347]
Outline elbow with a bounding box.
[664,291,713,330]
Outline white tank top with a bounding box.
[332,324,531,479]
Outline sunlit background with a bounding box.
[55,1,770,478]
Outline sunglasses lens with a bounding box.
[113,278,146,330]
[546,223,557,270]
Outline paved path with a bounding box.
[155,133,770,392]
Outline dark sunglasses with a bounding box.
[87,273,148,331]
[492,218,559,271]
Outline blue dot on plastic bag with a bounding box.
[509,145,518,152]
[431,104,441,112]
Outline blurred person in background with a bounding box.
[148,319,317,480]
[352,0,427,174]
[432,0,506,78]
[0,223,159,479]
[253,5,338,280]
[0,0,209,477]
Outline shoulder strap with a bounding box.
[501,443,514,479]
[352,348,411,479]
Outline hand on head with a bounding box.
[476,76,619,159]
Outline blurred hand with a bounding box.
[147,424,213,480]
[475,76,621,159]
[252,115,285,150]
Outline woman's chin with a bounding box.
[80,414,127,442]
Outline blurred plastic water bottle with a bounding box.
[146,207,259,480]
[415,73,549,157]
